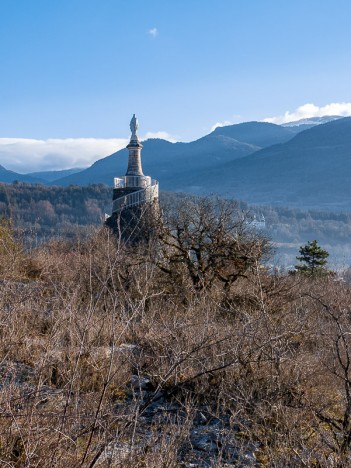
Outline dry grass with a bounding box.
[0,220,350,466]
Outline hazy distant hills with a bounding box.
[28,168,84,182]
[0,167,85,185]
[0,165,43,184]
[1,116,351,211]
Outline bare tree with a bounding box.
[155,197,270,294]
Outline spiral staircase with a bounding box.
[112,175,159,213]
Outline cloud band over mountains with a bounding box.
[264,102,351,124]
[0,138,128,173]
[0,132,176,173]
[211,102,351,131]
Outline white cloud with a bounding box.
[142,131,177,142]
[263,102,351,124]
[210,120,233,132]
[148,27,158,38]
[0,138,128,173]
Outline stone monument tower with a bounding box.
[105,115,159,242]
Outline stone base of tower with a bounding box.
[105,201,159,245]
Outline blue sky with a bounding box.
[1,0,351,171]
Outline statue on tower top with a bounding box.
[130,114,139,140]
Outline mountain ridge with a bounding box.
[0,165,43,184]
[52,132,262,187]
[176,117,351,210]
[52,121,301,187]
[1,116,351,211]
[28,167,85,182]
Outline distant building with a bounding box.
[105,115,159,242]
[249,214,266,230]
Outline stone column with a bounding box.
[126,139,144,176]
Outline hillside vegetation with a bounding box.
[1,182,351,267]
[0,199,351,466]
[0,182,111,241]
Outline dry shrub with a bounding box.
[1,209,351,466]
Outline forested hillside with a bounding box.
[0,182,112,240]
[1,182,351,267]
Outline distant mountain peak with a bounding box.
[211,120,296,148]
[282,115,343,127]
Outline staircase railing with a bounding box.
[112,179,159,213]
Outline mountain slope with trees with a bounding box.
[2,182,351,268]
[51,118,351,210]
[212,121,297,146]
[53,134,260,187]
[52,121,306,187]
[172,117,351,210]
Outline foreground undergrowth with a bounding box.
[0,200,350,467]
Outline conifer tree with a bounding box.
[295,240,330,276]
